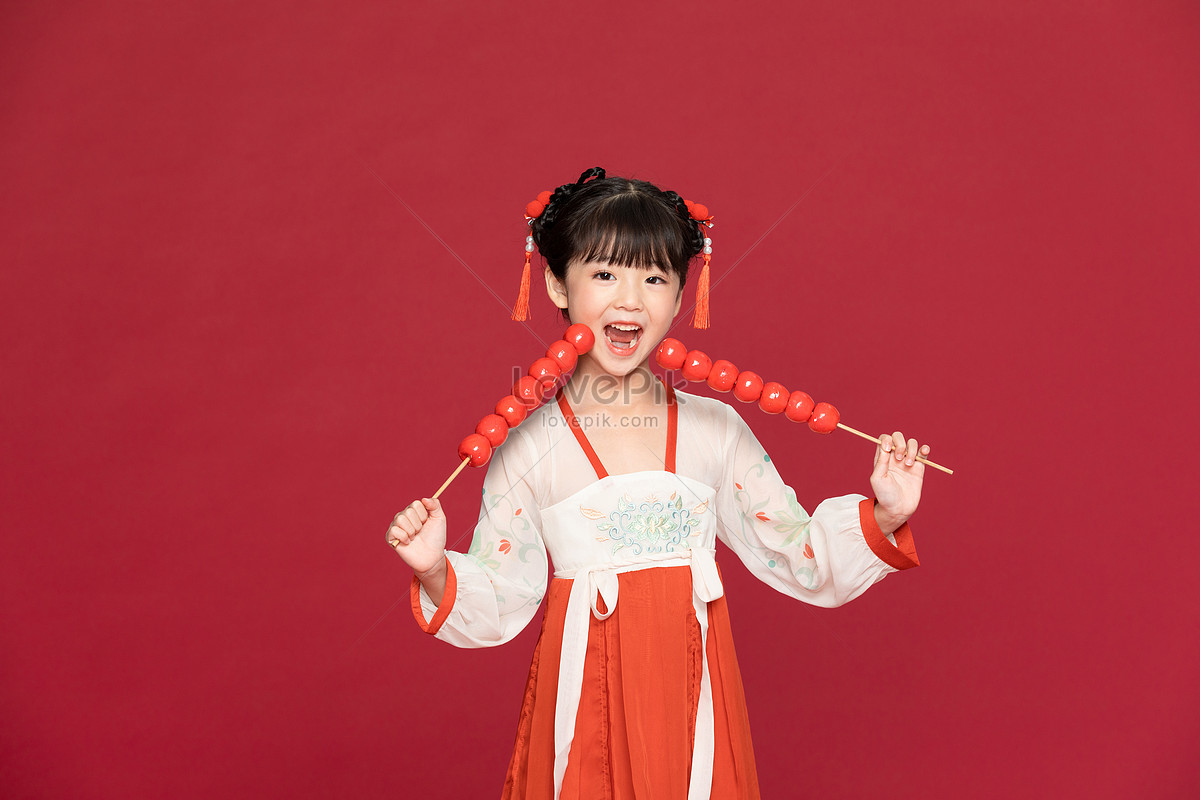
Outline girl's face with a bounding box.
[545,260,684,377]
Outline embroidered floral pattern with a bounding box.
[470,485,546,609]
[729,453,819,589]
[581,490,706,556]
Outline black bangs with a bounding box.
[531,170,707,320]
[569,192,689,274]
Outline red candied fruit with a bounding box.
[655,338,687,370]
[565,323,595,354]
[476,414,509,448]
[529,357,562,391]
[784,391,815,423]
[707,360,738,392]
[733,371,764,403]
[808,402,840,434]
[513,375,546,409]
[759,382,789,414]
[546,339,578,372]
[458,433,492,467]
[681,350,712,382]
[495,395,528,427]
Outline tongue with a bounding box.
[606,325,637,344]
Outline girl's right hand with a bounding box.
[386,497,447,576]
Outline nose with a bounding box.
[614,272,644,312]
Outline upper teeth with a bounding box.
[610,324,640,330]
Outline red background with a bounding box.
[3,2,1197,798]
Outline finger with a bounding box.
[892,431,906,461]
[412,499,429,525]
[906,438,919,466]
[403,505,423,532]
[385,526,403,548]
[873,435,891,480]
[422,497,444,518]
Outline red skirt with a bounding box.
[502,564,761,799]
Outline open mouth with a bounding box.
[604,323,642,352]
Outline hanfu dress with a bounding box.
[411,377,919,799]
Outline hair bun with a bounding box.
[577,167,605,184]
[540,167,605,229]
[662,190,706,257]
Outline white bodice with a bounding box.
[539,470,720,574]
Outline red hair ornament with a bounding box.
[511,190,553,322]
[684,199,714,330]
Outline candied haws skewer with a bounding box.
[655,337,954,475]
[432,326,952,501]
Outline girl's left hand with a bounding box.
[870,431,929,533]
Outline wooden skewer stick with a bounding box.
[836,422,954,475]
[432,456,472,499]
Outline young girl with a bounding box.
[387,168,928,800]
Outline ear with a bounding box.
[544,266,569,310]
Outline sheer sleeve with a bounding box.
[713,402,919,608]
[409,427,548,648]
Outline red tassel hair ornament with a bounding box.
[684,200,714,329]
[512,190,552,322]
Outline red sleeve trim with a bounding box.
[410,556,457,635]
[858,498,920,570]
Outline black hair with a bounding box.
[531,167,706,320]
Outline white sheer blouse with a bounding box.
[411,381,919,646]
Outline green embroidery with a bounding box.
[467,484,546,609]
[582,491,706,556]
[729,457,818,589]
[775,485,813,548]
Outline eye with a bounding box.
[646,275,668,285]
[593,270,614,280]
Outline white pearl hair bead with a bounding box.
[703,246,712,255]
[526,235,533,243]
[525,242,535,252]
[704,238,712,246]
